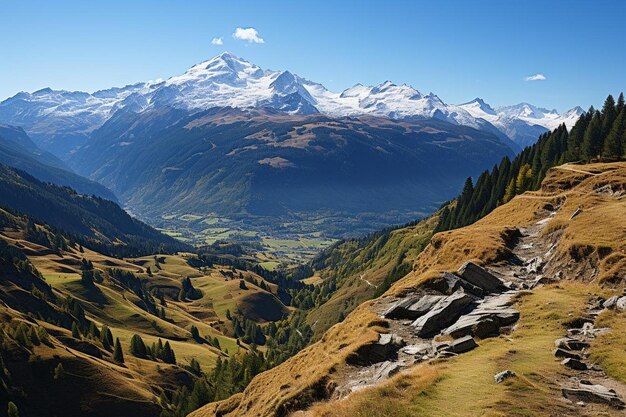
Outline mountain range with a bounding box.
[0,52,582,156]
[68,106,514,236]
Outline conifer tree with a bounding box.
[53,363,64,380]
[100,325,113,350]
[130,334,147,357]
[603,109,625,159]
[581,111,603,161]
[617,93,625,115]
[161,341,176,364]
[601,94,617,137]
[71,322,80,339]
[113,338,124,363]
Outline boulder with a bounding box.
[443,335,477,354]
[383,294,445,320]
[494,370,516,384]
[426,272,462,295]
[412,291,476,337]
[602,296,619,309]
[616,296,626,311]
[555,337,589,351]
[347,333,405,365]
[562,382,625,409]
[561,358,587,370]
[402,343,431,356]
[553,348,582,360]
[457,262,505,294]
[383,296,420,319]
[443,292,519,339]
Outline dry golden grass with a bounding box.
[307,283,615,417]
[192,162,626,417]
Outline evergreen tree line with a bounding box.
[160,348,267,417]
[228,312,267,345]
[437,93,626,231]
[129,334,177,364]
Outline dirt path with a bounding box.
[327,206,626,412]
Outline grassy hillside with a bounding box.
[191,161,626,417]
[0,205,297,417]
[303,215,438,338]
[0,163,186,257]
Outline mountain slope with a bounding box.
[0,124,117,201]
[0,205,290,417]
[191,161,626,417]
[0,53,579,155]
[68,106,515,237]
[0,164,185,256]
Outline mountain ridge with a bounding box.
[0,52,580,155]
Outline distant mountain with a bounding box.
[0,164,186,256]
[459,98,584,147]
[0,124,117,201]
[68,106,515,236]
[0,52,581,156]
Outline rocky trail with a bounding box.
[329,207,626,411]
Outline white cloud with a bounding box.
[211,37,223,45]
[524,73,546,81]
[233,27,265,44]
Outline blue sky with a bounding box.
[2,0,625,110]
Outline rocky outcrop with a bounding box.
[411,291,475,337]
[562,381,625,409]
[441,335,477,354]
[457,262,506,294]
[443,291,519,339]
[553,348,582,360]
[383,294,444,320]
[555,337,589,351]
[347,333,406,366]
[560,358,587,370]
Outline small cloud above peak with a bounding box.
[524,73,546,81]
[211,37,223,45]
[233,27,265,44]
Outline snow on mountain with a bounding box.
[0,52,584,155]
[459,98,584,147]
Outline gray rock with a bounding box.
[443,292,519,338]
[553,348,582,360]
[402,343,431,356]
[426,272,462,295]
[616,296,626,311]
[602,296,619,309]
[412,291,476,337]
[562,382,625,409]
[494,370,516,383]
[347,333,406,365]
[373,361,401,382]
[561,358,587,370]
[384,294,445,320]
[457,262,505,294]
[442,335,478,354]
[555,337,589,351]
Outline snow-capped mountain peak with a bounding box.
[459,98,497,116]
[0,52,585,153]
